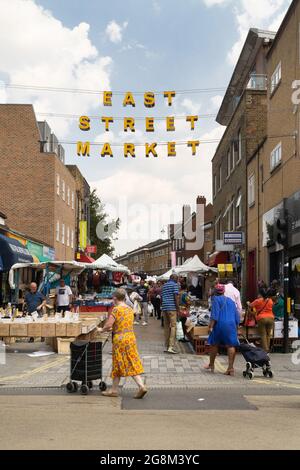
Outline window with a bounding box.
[56,174,60,196]
[213,174,217,197]
[231,142,235,171]
[236,191,242,227]
[71,192,75,210]
[270,143,282,171]
[178,256,182,265]
[67,227,70,246]
[67,187,70,206]
[56,220,60,242]
[218,165,222,190]
[271,62,281,94]
[237,131,242,162]
[71,230,74,249]
[227,150,231,177]
[62,223,65,245]
[62,180,65,201]
[248,174,255,207]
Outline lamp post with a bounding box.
[161,225,171,272]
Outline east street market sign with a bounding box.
[76,90,200,158]
[223,231,244,245]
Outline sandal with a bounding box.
[134,387,148,399]
[102,390,119,397]
[224,368,234,376]
[203,364,215,373]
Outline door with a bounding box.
[247,250,256,301]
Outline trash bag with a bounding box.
[176,321,184,341]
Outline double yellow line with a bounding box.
[0,356,68,383]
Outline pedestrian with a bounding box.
[178,282,191,342]
[248,288,275,352]
[55,279,73,315]
[204,284,240,376]
[224,280,242,316]
[149,282,162,320]
[130,291,142,324]
[273,291,284,319]
[98,288,147,399]
[24,282,47,343]
[161,274,180,354]
[136,279,149,326]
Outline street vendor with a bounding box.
[55,279,73,314]
[24,282,46,316]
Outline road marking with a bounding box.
[0,357,68,382]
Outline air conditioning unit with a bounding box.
[37,121,51,152]
[58,144,65,163]
[50,133,59,155]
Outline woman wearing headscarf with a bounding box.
[204,284,240,376]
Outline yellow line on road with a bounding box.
[0,357,68,382]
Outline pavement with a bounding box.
[0,316,300,449]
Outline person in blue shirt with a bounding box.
[25,282,46,316]
[161,274,180,354]
[204,283,240,376]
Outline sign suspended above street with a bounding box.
[223,232,244,245]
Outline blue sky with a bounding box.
[0,0,292,254]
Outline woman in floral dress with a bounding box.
[98,288,147,398]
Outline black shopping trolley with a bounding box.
[66,340,108,395]
[239,336,273,380]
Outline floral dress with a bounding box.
[111,305,144,378]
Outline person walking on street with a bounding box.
[248,288,274,352]
[136,279,149,326]
[204,284,240,376]
[24,282,47,343]
[161,274,180,354]
[55,279,73,314]
[224,280,242,316]
[98,288,147,399]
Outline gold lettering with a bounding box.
[144,92,155,108]
[79,116,90,131]
[124,117,135,132]
[103,91,112,106]
[101,143,113,157]
[145,143,158,157]
[124,143,135,158]
[168,142,176,157]
[188,140,200,156]
[123,92,136,107]
[146,117,154,132]
[186,115,198,130]
[164,91,176,106]
[166,116,175,131]
[101,116,114,131]
[77,141,90,156]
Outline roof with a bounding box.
[216,28,276,126]
[267,0,298,57]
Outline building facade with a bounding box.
[212,29,275,299]
[116,239,171,276]
[247,0,300,315]
[0,104,76,260]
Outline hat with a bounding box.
[215,284,225,295]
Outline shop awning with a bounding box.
[0,234,33,271]
[208,251,228,267]
[76,253,95,263]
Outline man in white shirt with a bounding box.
[55,279,73,314]
[224,281,242,316]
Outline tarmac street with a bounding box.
[0,319,300,450]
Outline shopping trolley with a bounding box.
[66,339,109,395]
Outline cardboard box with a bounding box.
[66,322,82,337]
[27,323,42,337]
[56,337,75,354]
[0,323,10,336]
[274,320,298,338]
[56,323,67,337]
[41,322,56,337]
[192,326,209,338]
[10,323,28,337]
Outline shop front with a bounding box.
[0,233,33,305]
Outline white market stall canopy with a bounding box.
[177,255,218,275]
[157,267,181,281]
[9,260,87,289]
[88,254,129,273]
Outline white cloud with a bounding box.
[0,0,112,137]
[181,98,201,115]
[105,20,128,44]
[210,95,223,110]
[203,0,230,5]
[152,1,162,13]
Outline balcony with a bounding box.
[247,74,267,91]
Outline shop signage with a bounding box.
[223,232,244,245]
[43,246,55,261]
[85,245,97,254]
[216,240,234,252]
[77,90,200,158]
[79,221,87,250]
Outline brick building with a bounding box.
[0,104,76,260]
[247,0,300,314]
[211,29,275,299]
[66,165,90,255]
[116,239,171,276]
[169,196,213,266]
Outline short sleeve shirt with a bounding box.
[25,292,45,313]
[161,280,179,311]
